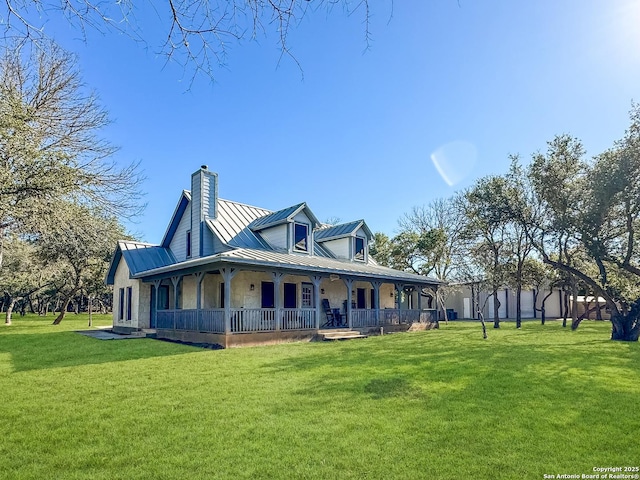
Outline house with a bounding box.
[106,166,443,347]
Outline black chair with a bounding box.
[321,299,342,327]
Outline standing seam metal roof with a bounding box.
[132,247,442,285]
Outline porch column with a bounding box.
[195,272,205,331]
[170,276,181,310]
[170,276,181,330]
[272,272,284,331]
[221,267,237,334]
[371,281,382,325]
[311,275,323,330]
[343,278,354,329]
[152,279,162,328]
[396,284,404,323]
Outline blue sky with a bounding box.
[47,0,640,242]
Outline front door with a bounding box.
[357,288,366,309]
[261,282,275,308]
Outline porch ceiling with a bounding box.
[133,247,444,286]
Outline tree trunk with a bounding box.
[5,298,16,325]
[516,284,522,328]
[610,313,640,341]
[562,290,569,328]
[53,295,74,325]
[493,291,501,328]
[571,279,578,325]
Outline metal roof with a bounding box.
[206,199,273,250]
[105,241,176,284]
[314,219,372,242]
[133,247,443,286]
[248,202,320,231]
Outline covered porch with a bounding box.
[144,262,439,345]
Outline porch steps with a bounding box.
[141,329,157,338]
[318,329,368,341]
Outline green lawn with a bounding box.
[1,315,638,479]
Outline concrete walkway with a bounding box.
[75,329,146,340]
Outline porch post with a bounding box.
[170,276,181,309]
[272,272,284,331]
[195,272,205,331]
[311,275,323,330]
[221,267,237,334]
[396,283,404,323]
[343,278,354,329]
[417,286,423,322]
[152,279,161,328]
[371,281,382,325]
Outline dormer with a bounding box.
[249,203,320,254]
[314,220,372,262]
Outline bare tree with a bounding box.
[0,0,380,80]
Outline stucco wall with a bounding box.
[112,257,148,329]
[178,271,397,312]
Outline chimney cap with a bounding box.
[201,164,208,170]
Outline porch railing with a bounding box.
[230,308,276,333]
[281,309,315,330]
[156,309,225,333]
[350,309,438,327]
[156,308,437,334]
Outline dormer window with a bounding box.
[294,223,308,252]
[355,237,365,261]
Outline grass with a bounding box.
[1,314,638,479]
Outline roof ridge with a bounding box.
[217,197,273,213]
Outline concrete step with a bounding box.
[320,330,368,341]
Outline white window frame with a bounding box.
[293,222,309,253]
[354,236,366,262]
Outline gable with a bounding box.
[105,241,176,285]
[160,191,190,248]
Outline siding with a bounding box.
[260,224,288,250]
[169,201,192,262]
[323,238,350,259]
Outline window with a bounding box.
[126,287,133,321]
[294,223,308,252]
[354,237,365,261]
[118,288,125,320]
[186,230,192,258]
[284,283,297,308]
[220,283,225,308]
[157,286,170,310]
[301,283,313,308]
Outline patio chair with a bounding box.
[321,299,342,328]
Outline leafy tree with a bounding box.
[0,235,49,324]
[37,202,128,324]
[462,176,514,328]
[513,105,640,341]
[0,40,143,267]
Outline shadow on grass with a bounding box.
[0,331,201,373]
[261,325,640,404]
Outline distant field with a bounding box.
[1,315,638,479]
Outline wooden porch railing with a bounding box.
[156,309,225,333]
[156,308,436,334]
